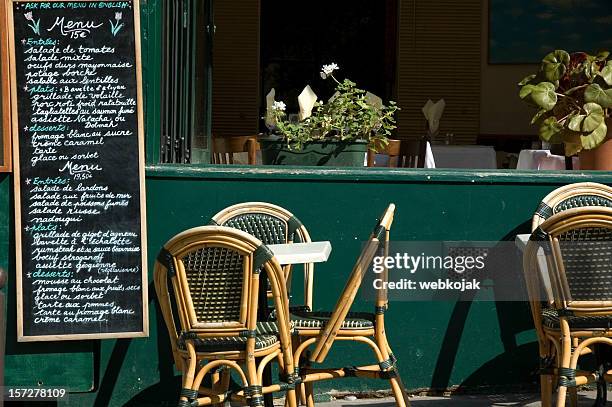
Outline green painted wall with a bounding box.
[2,168,612,405]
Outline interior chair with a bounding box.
[290,203,411,407]
[154,225,297,407]
[212,135,260,165]
[210,202,316,310]
[367,139,426,168]
[525,207,612,407]
[525,182,612,406]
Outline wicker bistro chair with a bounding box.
[524,182,612,406]
[212,136,260,165]
[154,226,298,407]
[366,139,427,168]
[524,207,612,407]
[210,202,316,310]
[288,204,410,407]
[531,182,612,230]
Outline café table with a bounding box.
[268,241,332,265]
[515,233,553,299]
[259,241,332,406]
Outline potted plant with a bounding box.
[261,63,399,166]
[518,50,612,170]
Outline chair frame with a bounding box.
[211,202,316,310]
[367,139,426,168]
[525,182,612,406]
[525,207,612,407]
[212,135,260,165]
[291,204,411,407]
[154,226,297,407]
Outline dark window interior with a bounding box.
[260,0,397,127]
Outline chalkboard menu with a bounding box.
[7,0,148,341]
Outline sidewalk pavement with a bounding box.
[315,390,605,406]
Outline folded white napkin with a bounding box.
[365,92,383,109]
[422,99,445,136]
[298,85,317,120]
[265,88,276,128]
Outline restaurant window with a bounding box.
[260,0,395,123]
[160,0,213,164]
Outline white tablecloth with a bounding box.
[516,150,579,170]
[427,145,497,169]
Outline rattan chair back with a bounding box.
[154,226,292,364]
[310,203,395,363]
[211,202,315,309]
[531,182,612,230]
[534,207,612,313]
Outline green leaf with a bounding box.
[567,114,585,132]
[596,50,610,61]
[581,120,608,150]
[541,50,570,82]
[518,74,536,86]
[599,61,612,86]
[531,109,549,125]
[539,116,563,141]
[519,84,536,100]
[582,103,605,132]
[531,82,557,111]
[565,142,582,156]
[584,84,612,108]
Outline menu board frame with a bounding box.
[6,0,148,341]
[0,0,12,172]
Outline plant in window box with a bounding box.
[518,50,612,170]
[260,63,399,166]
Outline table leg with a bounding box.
[257,270,275,407]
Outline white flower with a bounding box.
[272,101,286,111]
[24,12,33,21]
[115,12,122,20]
[320,63,339,79]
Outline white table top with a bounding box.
[515,233,553,299]
[429,144,497,169]
[517,149,579,170]
[268,241,332,265]
[515,233,530,251]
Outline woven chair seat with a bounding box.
[177,322,285,353]
[542,308,612,330]
[267,306,374,329]
[290,309,375,330]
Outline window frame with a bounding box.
[158,0,213,164]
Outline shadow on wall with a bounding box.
[428,220,540,393]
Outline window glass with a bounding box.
[160,0,211,164]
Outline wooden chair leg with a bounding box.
[388,373,411,407]
[556,334,572,407]
[285,388,298,407]
[298,383,307,406]
[540,373,553,407]
[568,387,578,407]
[304,382,315,407]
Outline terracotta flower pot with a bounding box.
[579,137,612,171]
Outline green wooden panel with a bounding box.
[1,168,612,404]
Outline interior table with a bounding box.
[429,144,497,169]
[516,149,579,170]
